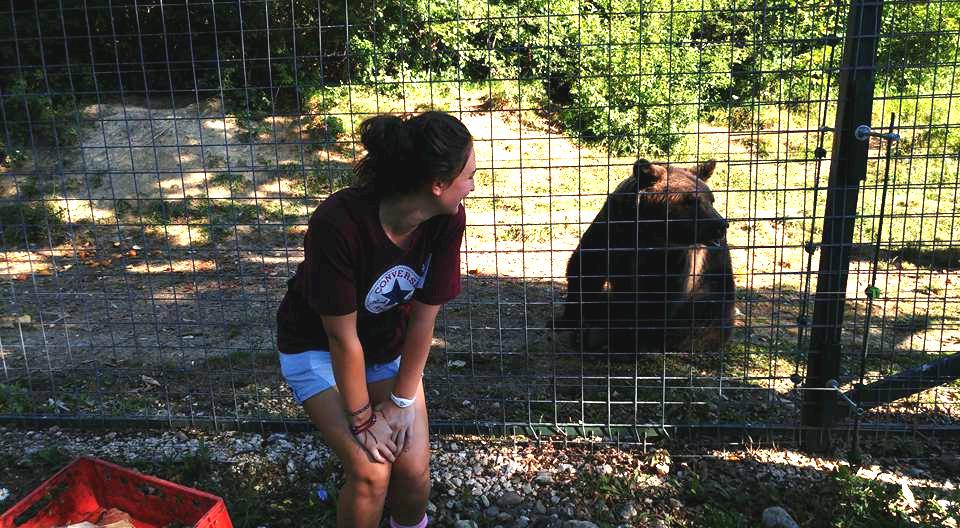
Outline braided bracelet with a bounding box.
[349,412,376,436]
[347,401,371,418]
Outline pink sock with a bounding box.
[389,514,428,528]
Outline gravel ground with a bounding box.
[1,425,958,527]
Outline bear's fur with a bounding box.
[554,159,735,356]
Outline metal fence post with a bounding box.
[801,0,885,450]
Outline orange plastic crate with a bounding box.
[1,457,232,528]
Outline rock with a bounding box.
[534,471,554,484]
[498,491,524,508]
[497,511,514,522]
[454,521,478,528]
[938,456,960,473]
[481,495,491,508]
[900,482,917,510]
[535,501,548,515]
[563,522,599,528]
[668,498,683,509]
[513,516,530,528]
[485,505,501,518]
[427,501,437,514]
[616,501,638,521]
[905,467,925,478]
[761,506,799,528]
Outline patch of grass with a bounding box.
[496,224,555,244]
[210,172,247,194]
[139,198,285,243]
[142,198,206,224]
[697,504,748,528]
[0,198,65,247]
[302,163,353,198]
[269,163,303,181]
[570,463,659,525]
[27,446,73,471]
[203,349,277,370]
[819,467,912,527]
[305,115,345,146]
[0,382,33,414]
[0,145,27,168]
[126,448,338,527]
[2,72,81,150]
[204,152,227,170]
[235,111,271,143]
[110,394,159,416]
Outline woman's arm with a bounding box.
[322,312,397,463]
[322,312,369,415]
[378,300,440,452]
[394,300,441,398]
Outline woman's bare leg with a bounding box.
[368,379,431,525]
[302,388,393,528]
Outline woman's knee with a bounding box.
[345,457,392,497]
[392,460,431,491]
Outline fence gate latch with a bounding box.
[855,125,900,142]
[827,379,864,415]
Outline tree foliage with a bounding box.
[1,0,954,155]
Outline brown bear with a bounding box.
[553,159,735,357]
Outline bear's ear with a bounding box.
[633,159,665,188]
[694,159,718,181]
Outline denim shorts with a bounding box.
[279,349,401,404]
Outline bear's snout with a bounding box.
[692,215,728,244]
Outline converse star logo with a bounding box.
[364,265,421,313]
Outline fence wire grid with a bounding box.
[0,0,958,445]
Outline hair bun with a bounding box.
[355,111,472,196]
[359,115,413,175]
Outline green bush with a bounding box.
[1,72,81,149]
[0,197,65,248]
[2,0,954,156]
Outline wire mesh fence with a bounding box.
[0,0,958,445]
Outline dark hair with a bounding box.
[355,111,473,196]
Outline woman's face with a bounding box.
[435,147,476,214]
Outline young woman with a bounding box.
[276,111,475,527]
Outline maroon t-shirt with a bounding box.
[276,187,465,363]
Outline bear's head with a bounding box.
[616,159,727,245]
